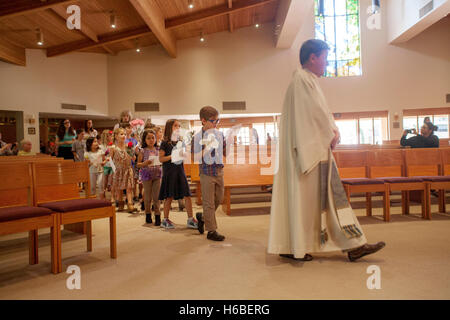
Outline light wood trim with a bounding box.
[0,215,54,235]
[0,0,75,20]
[0,36,26,66]
[129,0,177,58]
[165,0,277,29]
[333,110,389,120]
[47,26,152,57]
[60,207,114,225]
[51,7,99,42]
[403,107,450,117]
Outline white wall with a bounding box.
[387,0,449,43]
[0,49,108,152]
[108,0,450,140]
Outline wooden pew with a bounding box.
[366,149,404,221]
[32,161,116,273]
[222,163,273,216]
[335,150,390,220]
[0,162,58,274]
[400,148,443,219]
[435,148,450,215]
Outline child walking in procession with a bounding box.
[158,119,198,229]
[110,127,136,213]
[137,130,162,225]
[72,129,86,162]
[192,106,226,241]
[100,130,115,201]
[84,137,105,199]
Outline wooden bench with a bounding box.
[0,162,58,274]
[222,163,273,216]
[32,161,117,273]
[335,150,390,220]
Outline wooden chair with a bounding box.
[335,150,390,221]
[32,161,117,273]
[435,148,450,215]
[0,162,58,274]
[415,148,450,219]
[366,149,405,221]
[400,148,441,219]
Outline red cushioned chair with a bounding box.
[32,161,116,273]
[0,162,58,274]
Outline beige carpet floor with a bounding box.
[1,196,450,300]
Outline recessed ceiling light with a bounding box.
[188,0,194,9]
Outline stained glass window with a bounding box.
[315,0,362,77]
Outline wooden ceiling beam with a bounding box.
[101,45,116,55]
[51,6,99,42]
[228,0,234,33]
[128,0,177,58]
[46,26,152,57]
[166,0,277,29]
[0,0,75,20]
[0,36,26,66]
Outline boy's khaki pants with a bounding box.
[200,168,224,232]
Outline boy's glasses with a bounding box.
[207,119,220,124]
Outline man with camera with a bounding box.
[401,122,439,148]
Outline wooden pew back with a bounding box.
[0,162,33,208]
[404,148,441,177]
[440,148,450,176]
[33,161,90,205]
[223,163,273,187]
[367,149,403,178]
[334,150,367,178]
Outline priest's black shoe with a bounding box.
[348,241,386,262]
[207,231,225,241]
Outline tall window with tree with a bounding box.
[315,0,362,77]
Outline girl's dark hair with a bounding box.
[86,137,96,152]
[141,130,156,149]
[163,119,178,143]
[85,120,95,133]
[57,119,75,140]
[424,122,438,134]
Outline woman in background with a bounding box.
[55,119,76,160]
[113,110,133,131]
[84,119,98,139]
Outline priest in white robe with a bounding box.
[268,39,385,262]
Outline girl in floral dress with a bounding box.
[110,127,136,213]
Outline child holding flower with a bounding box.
[110,127,136,213]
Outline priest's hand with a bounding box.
[331,129,340,150]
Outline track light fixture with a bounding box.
[110,11,117,29]
[36,28,43,46]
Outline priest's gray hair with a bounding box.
[300,39,330,66]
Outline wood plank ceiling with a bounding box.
[0,0,280,65]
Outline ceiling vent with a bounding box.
[419,1,434,19]
[222,101,246,111]
[61,103,86,111]
[135,102,160,112]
